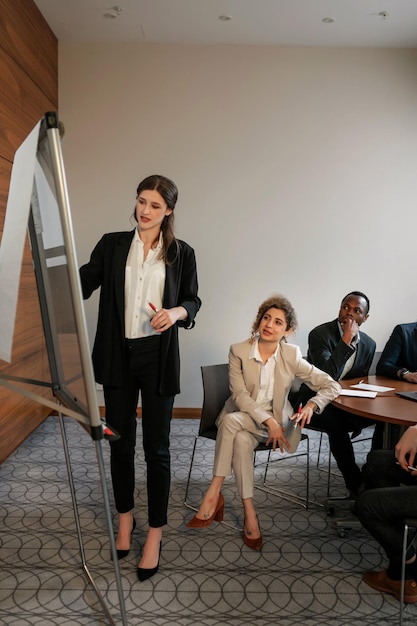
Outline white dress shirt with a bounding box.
[338,321,361,379]
[249,339,278,414]
[124,230,166,339]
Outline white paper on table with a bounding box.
[339,389,377,398]
[350,383,395,393]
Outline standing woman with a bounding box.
[187,295,339,549]
[80,174,201,580]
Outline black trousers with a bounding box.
[307,404,383,492]
[356,450,417,568]
[103,335,174,527]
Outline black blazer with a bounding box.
[296,319,376,406]
[306,319,376,381]
[376,323,417,379]
[79,230,201,395]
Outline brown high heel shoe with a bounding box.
[187,493,224,528]
[243,516,263,551]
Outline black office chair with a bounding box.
[400,518,417,625]
[184,364,311,516]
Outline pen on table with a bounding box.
[148,302,158,313]
[358,379,364,385]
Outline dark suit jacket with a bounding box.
[296,318,376,406]
[376,323,417,379]
[79,230,201,395]
[306,319,376,381]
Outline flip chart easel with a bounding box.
[0,112,127,626]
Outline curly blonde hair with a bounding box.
[250,294,297,341]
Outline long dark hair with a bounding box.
[134,174,179,264]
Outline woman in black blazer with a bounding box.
[80,175,201,581]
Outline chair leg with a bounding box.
[400,521,417,626]
[316,432,323,470]
[400,522,408,626]
[306,437,310,505]
[257,438,311,509]
[316,431,340,498]
[318,430,373,501]
[184,436,198,510]
[262,449,272,485]
[315,432,335,497]
[326,441,331,498]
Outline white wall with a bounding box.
[59,43,417,407]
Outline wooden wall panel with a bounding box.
[0,0,58,464]
[0,353,52,460]
[0,157,11,233]
[0,48,56,162]
[0,0,57,104]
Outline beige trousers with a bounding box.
[213,411,270,500]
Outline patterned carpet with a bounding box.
[0,416,416,626]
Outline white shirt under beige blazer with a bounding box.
[221,339,341,431]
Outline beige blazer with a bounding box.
[221,339,341,430]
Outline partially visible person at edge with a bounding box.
[186,295,340,550]
[356,425,417,604]
[79,174,201,581]
[376,322,417,384]
[295,291,383,498]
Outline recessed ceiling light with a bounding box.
[322,17,335,24]
[218,15,232,22]
[103,5,123,19]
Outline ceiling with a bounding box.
[33,0,417,48]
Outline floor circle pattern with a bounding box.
[0,417,415,625]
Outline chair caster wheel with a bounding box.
[334,518,361,537]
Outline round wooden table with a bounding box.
[333,375,417,447]
[331,375,417,535]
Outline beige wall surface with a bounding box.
[58,43,417,407]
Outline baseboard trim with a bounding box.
[172,408,201,419]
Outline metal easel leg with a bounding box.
[58,413,128,626]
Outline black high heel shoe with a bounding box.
[113,518,136,560]
[137,542,162,582]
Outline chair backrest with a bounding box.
[369,351,381,376]
[199,364,230,440]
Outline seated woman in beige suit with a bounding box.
[186,294,340,549]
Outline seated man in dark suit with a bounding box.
[376,322,417,384]
[296,291,382,498]
[355,425,417,603]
